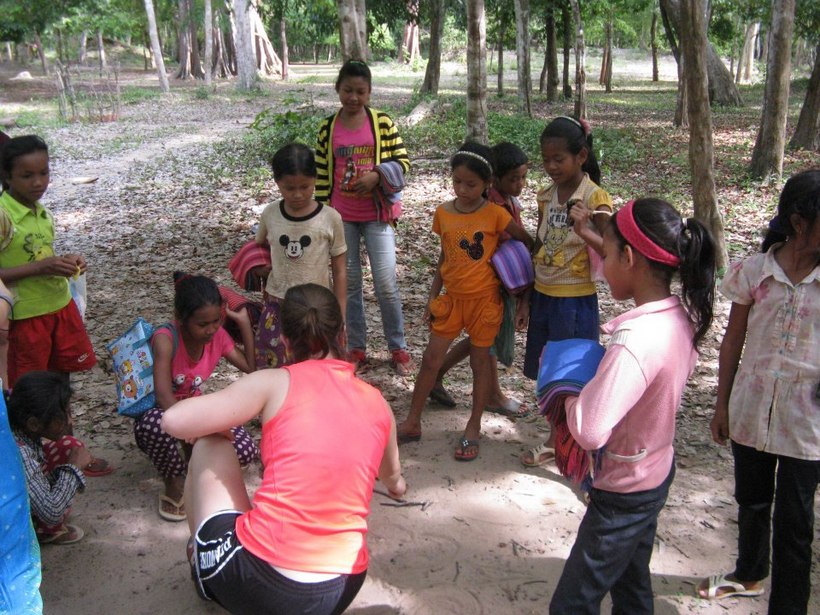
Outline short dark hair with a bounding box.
[761,168,820,252]
[540,116,601,185]
[335,60,372,91]
[271,143,317,181]
[492,141,528,180]
[451,141,496,183]
[173,271,222,322]
[0,134,48,190]
[7,371,71,432]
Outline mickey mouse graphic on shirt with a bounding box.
[459,231,485,260]
[279,234,311,260]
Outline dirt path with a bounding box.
[1,63,814,615]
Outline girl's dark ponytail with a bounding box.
[677,217,716,348]
[612,198,716,349]
[582,132,602,186]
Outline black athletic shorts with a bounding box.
[191,511,367,615]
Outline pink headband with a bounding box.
[615,200,681,267]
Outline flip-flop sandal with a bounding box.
[698,574,765,600]
[454,437,479,461]
[520,443,555,467]
[83,457,114,477]
[397,430,422,444]
[158,494,187,522]
[486,398,529,418]
[429,384,456,407]
[39,524,84,545]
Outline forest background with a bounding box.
[0,0,818,613]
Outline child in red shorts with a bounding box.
[0,135,110,475]
[0,135,95,385]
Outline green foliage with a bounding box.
[120,86,162,105]
[369,21,397,61]
[247,92,323,163]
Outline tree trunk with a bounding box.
[34,31,48,75]
[602,16,612,92]
[55,29,66,64]
[749,0,796,178]
[568,0,586,119]
[544,4,558,100]
[5,42,13,63]
[400,1,420,64]
[249,0,282,77]
[280,16,289,80]
[97,30,107,71]
[143,0,171,92]
[678,0,726,271]
[466,0,488,143]
[420,0,444,95]
[354,0,368,60]
[204,0,214,85]
[561,2,572,99]
[79,31,88,64]
[760,28,769,63]
[189,0,205,78]
[736,21,758,83]
[337,0,367,61]
[496,22,504,96]
[789,43,820,151]
[651,9,659,81]
[660,0,741,105]
[674,53,688,127]
[513,0,532,115]
[233,0,258,89]
[176,0,204,78]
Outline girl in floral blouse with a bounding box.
[700,169,819,614]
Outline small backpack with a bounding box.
[107,318,177,418]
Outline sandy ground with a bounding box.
[0,58,816,615]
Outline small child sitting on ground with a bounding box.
[9,371,92,545]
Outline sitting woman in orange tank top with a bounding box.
[162,283,406,615]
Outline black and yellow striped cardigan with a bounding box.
[315,106,410,206]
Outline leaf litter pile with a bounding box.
[13,63,817,614]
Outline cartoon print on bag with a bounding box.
[279,234,311,260]
[459,231,485,260]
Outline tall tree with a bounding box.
[542,2,559,100]
[143,0,170,92]
[749,0,796,178]
[337,0,367,60]
[399,0,420,64]
[176,0,204,78]
[466,0,488,143]
[513,0,532,115]
[736,21,759,83]
[659,0,742,105]
[420,0,444,94]
[789,42,820,151]
[561,1,572,98]
[204,0,214,85]
[650,7,659,81]
[568,0,586,119]
[679,0,727,270]
[233,0,258,89]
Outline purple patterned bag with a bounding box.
[490,239,534,295]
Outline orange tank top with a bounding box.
[235,359,391,574]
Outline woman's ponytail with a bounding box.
[677,217,716,348]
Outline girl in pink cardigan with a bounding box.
[549,198,716,614]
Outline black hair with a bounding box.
[540,116,601,185]
[173,271,222,322]
[492,141,528,180]
[271,143,317,181]
[0,134,48,191]
[610,198,716,349]
[451,141,496,183]
[7,371,71,433]
[281,283,344,362]
[761,168,820,252]
[335,59,372,91]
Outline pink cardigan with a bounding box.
[565,296,697,493]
